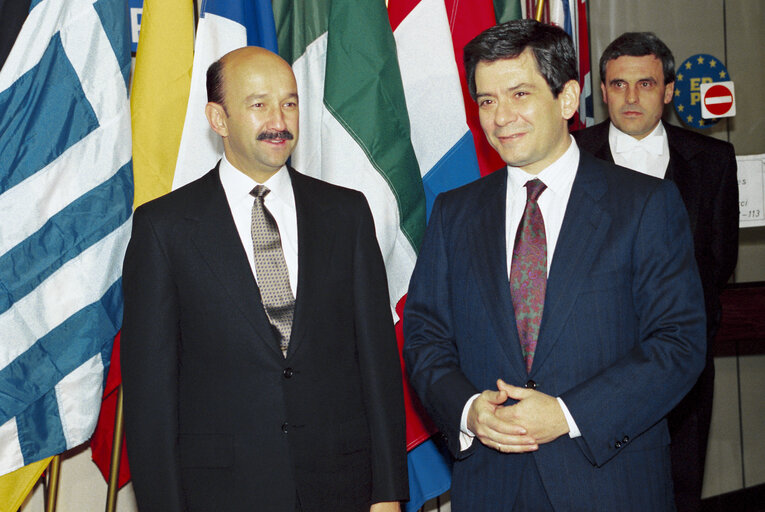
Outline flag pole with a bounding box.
[534,0,546,22]
[105,385,125,512]
[44,455,61,512]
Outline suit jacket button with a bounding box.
[623,436,629,443]
[525,380,537,390]
[283,367,294,378]
[615,441,622,449]
[282,422,289,433]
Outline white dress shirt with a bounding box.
[460,136,582,450]
[609,121,669,179]
[218,154,299,297]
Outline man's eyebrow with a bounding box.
[609,77,658,85]
[476,82,536,97]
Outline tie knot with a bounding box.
[525,179,546,201]
[250,185,270,200]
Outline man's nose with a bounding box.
[494,100,518,126]
[625,85,638,104]
[268,107,287,130]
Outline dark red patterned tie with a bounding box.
[510,179,547,373]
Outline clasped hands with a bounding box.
[466,379,569,453]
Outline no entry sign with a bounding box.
[700,81,736,119]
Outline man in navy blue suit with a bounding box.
[403,20,706,511]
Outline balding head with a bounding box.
[207,47,294,111]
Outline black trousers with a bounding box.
[669,359,715,512]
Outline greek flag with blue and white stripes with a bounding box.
[0,0,132,476]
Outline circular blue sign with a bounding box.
[673,54,731,129]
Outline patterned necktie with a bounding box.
[251,185,295,357]
[510,179,547,373]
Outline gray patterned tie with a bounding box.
[250,185,294,357]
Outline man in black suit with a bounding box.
[121,46,407,512]
[572,32,738,512]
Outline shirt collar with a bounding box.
[219,154,292,204]
[507,135,579,196]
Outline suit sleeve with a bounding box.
[351,196,410,503]
[403,195,480,458]
[121,208,186,512]
[561,180,706,467]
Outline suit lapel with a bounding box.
[468,170,528,377]
[531,153,611,375]
[189,168,283,358]
[287,168,336,358]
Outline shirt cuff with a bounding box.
[459,394,480,451]
[557,397,581,438]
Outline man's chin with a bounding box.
[614,120,654,138]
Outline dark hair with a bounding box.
[206,57,227,112]
[463,19,578,100]
[599,32,675,85]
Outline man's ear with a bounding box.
[663,81,675,105]
[560,79,581,121]
[205,102,228,137]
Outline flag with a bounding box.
[271,0,425,315]
[494,0,523,24]
[389,0,481,216]
[543,0,594,130]
[0,0,132,499]
[574,0,594,129]
[91,333,130,487]
[130,0,196,208]
[90,0,195,487]
[0,457,51,512]
[389,0,495,507]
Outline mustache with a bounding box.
[257,130,294,141]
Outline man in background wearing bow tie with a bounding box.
[572,32,739,512]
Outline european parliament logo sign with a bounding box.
[673,53,732,130]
